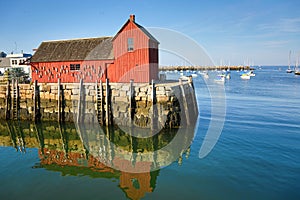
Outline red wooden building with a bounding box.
[30,15,159,83]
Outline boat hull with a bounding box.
[240,75,250,80]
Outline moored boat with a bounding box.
[240,73,250,80]
[226,73,231,79]
[199,71,209,79]
[247,70,256,77]
[203,73,209,79]
[294,53,300,75]
[215,74,225,83]
[287,50,294,73]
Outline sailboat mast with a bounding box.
[288,50,291,70]
[296,53,299,70]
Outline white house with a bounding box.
[0,52,32,76]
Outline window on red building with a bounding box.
[127,38,134,51]
[70,64,80,70]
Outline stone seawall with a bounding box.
[0,79,198,128]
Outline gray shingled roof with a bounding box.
[31,37,114,62]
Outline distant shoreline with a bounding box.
[159,65,255,71]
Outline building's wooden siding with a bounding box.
[109,20,158,83]
[31,60,113,83]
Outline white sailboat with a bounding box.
[287,50,294,73]
[295,54,300,75]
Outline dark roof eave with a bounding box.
[112,20,159,44]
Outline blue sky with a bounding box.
[1,0,300,65]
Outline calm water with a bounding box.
[1,67,300,200]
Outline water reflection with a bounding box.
[0,121,195,200]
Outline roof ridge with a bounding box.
[42,36,113,43]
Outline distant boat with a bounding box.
[240,73,250,80]
[203,72,209,79]
[203,73,209,79]
[215,74,225,83]
[295,58,300,75]
[226,72,231,79]
[180,75,189,80]
[191,73,198,78]
[287,50,294,73]
[199,71,209,79]
[247,70,256,77]
[225,66,231,79]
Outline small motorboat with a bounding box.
[240,73,250,80]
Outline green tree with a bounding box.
[6,68,30,83]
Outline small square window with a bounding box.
[127,38,134,51]
[70,64,80,71]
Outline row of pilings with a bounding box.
[3,77,198,129]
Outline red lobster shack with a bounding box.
[30,15,159,83]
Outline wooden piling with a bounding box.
[96,80,99,122]
[105,78,110,126]
[188,77,198,117]
[15,79,20,120]
[77,79,83,123]
[129,79,134,120]
[5,81,11,120]
[179,79,190,126]
[100,80,104,125]
[57,78,61,122]
[151,79,157,131]
[33,80,38,121]
[96,80,103,125]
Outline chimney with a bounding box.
[130,14,135,22]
